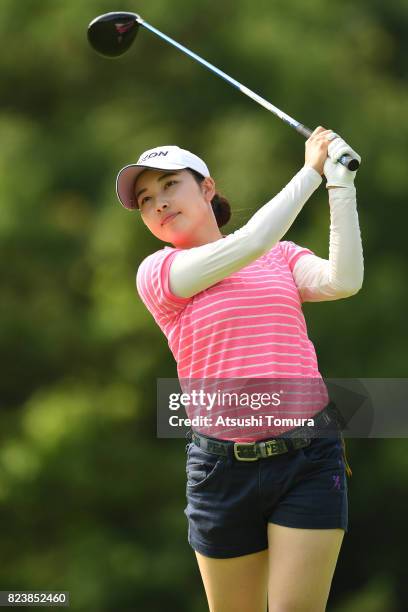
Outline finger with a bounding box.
[311,126,327,135]
[328,137,360,160]
[329,141,360,163]
[328,141,346,161]
[328,138,346,156]
[310,129,336,141]
[327,131,338,142]
[316,132,337,143]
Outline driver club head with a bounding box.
[87,12,140,58]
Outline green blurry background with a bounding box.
[1,0,407,610]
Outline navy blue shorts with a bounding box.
[184,432,348,559]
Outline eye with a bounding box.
[140,195,151,207]
[164,180,178,189]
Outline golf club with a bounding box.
[87,11,360,171]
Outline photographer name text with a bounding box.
[169,415,315,428]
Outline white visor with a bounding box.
[116,145,210,210]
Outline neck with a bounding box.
[174,225,224,249]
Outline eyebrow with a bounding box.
[135,172,179,206]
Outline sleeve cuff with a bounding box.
[328,185,356,200]
[301,165,324,186]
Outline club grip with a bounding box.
[296,124,360,171]
[339,154,360,171]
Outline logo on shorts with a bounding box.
[332,474,341,490]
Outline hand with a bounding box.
[304,126,334,176]
[324,136,361,188]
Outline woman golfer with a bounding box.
[116,126,363,612]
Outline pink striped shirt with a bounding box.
[136,240,329,441]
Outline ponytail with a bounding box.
[188,169,232,228]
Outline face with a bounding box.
[133,168,219,248]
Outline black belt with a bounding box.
[190,401,344,462]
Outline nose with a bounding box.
[156,198,169,212]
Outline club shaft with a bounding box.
[136,16,359,170]
[139,18,299,129]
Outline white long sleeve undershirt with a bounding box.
[293,185,364,301]
[168,166,364,301]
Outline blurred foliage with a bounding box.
[0,0,407,610]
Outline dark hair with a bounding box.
[188,169,231,228]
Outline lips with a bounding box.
[161,212,180,226]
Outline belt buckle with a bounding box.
[234,442,258,462]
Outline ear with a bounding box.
[201,176,216,203]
